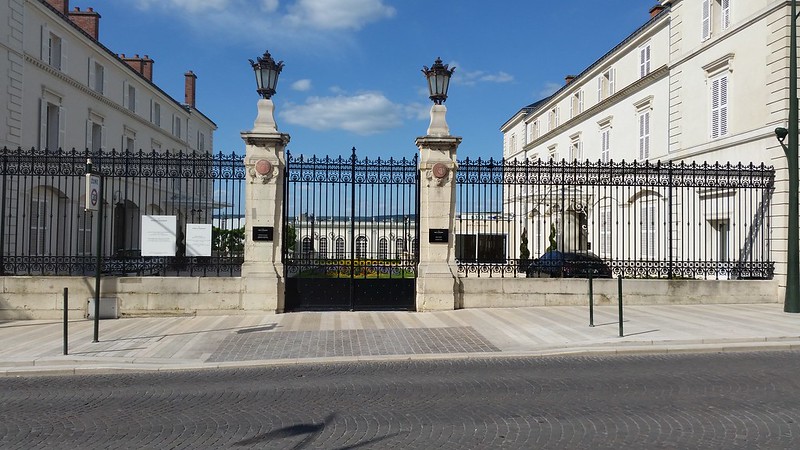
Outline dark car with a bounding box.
[525,250,613,278]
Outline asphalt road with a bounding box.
[2,351,800,449]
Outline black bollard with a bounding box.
[618,275,624,337]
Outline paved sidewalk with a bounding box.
[1,303,799,376]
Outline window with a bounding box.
[547,107,559,131]
[702,0,732,41]
[29,187,66,256]
[599,207,613,257]
[89,59,104,94]
[198,132,206,152]
[173,115,183,139]
[30,198,47,256]
[639,199,657,260]
[41,27,64,71]
[355,236,368,259]
[710,73,729,139]
[77,210,92,256]
[570,91,584,118]
[510,133,517,154]
[601,128,611,163]
[123,81,136,112]
[396,238,405,257]
[638,111,650,160]
[39,94,63,150]
[86,114,104,153]
[597,69,615,101]
[569,135,583,162]
[123,127,136,152]
[639,43,651,78]
[318,238,328,259]
[151,139,162,152]
[301,237,312,257]
[151,101,161,127]
[378,238,388,259]
[455,234,506,262]
[530,120,539,141]
[335,237,345,259]
[548,144,558,161]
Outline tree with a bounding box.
[545,222,558,252]
[519,227,530,261]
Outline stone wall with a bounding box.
[0,275,780,320]
[458,278,780,308]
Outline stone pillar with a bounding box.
[240,98,290,312]
[415,104,462,311]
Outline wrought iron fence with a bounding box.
[0,147,245,276]
[455,158,775,279]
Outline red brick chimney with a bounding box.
[184,71,197,108]
[68,7,101,40]
[650,5,666,18]
[565,75,576,85]
[46,0,69,15]
[142,55,154,82]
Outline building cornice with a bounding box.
[523,65,669,152]
[26,53,191,149]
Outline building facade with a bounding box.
[500,0,787,281]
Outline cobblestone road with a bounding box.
[2,351,800,449]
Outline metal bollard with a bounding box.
[588,271,594,327]
[618,275,624,337]
[63,287,68,355]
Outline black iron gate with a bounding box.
[283,148,419,310]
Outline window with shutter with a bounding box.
[601,128,611,163]
[720,0,731,31]
[710,74,729,139]
[639,43,651,78]
[701,0,712,41]
[639,111,650,160]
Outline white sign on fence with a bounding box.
[84,174,100,211]
[141,215,177,256]
[185,224,212,257]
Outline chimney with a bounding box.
[565,75,577,85]
[121,54,144,75]
[184,71,197,108]
[650,5,666,18]
[142,55,154,82]
[68,7,101,40]
[46,0,69,15]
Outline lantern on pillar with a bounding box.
[250,50,284,99]
[422,57,455,105]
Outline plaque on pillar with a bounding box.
[252,226,274,241]
[429,228,449,243]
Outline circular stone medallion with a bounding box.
[255,159,273,176]
[432,162,449,179]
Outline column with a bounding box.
[240,98,290,312]
[415,104,462,311]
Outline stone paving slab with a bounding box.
[207,327,500,362]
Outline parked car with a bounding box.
[525,250,613,278]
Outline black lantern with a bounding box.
[422,57,455,105]
[249,51,284,100]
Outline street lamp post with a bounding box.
[421,57,455,136]
[775,0,800,313]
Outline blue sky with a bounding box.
[80,0,655,160]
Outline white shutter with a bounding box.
[555,107,559,127]
[58,106,65,149]
[88,58,95,89]
[597,77,603,101]
[60,38,67,73]
[123,81,129,109]
[579,91,584,113]
[149,99,154,122]
[86,119,92,151]
[39,98,47,148]
[101,125,106,150]
[569,96,574,118]
[721,0,731,30]
[701,0,711,41]
[40,25,48,61]
[719,75,729,137]
[609,69,615,95]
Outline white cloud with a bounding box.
[538,82,562,98]
[126,0,395,41]
[291,79,313,91]
[285,0,395,30]
[447,61,514,86]
[280,92,409,135]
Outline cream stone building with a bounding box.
[0,0,216,153]
[501,1,789,281]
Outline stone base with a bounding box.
[416,262,458,311]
